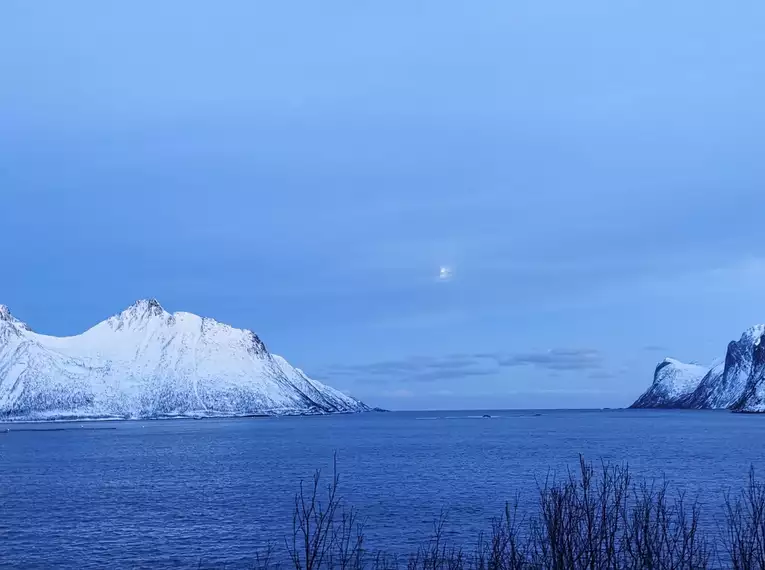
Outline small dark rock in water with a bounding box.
[372,407,390,412]
[482,414,491,418]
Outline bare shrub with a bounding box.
[287,454,364,570]
[723,468,765,569]
[265,456,765,570]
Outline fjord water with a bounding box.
[2,410,765,569]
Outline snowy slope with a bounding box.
[0,300,368,421]
[675,362,724,408]
[630,358,709,408]
[630,325,765,411]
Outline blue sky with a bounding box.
[2,1,765,410]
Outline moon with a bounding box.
[438,266,453,281]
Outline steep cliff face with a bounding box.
[630,325,765,412]
[731,333,765,413]
[678,327,764,409]
[0,300,368,421]
[630,358,708,408]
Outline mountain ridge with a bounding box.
[631,324,765,412]
[0,300,368,421]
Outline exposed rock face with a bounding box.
[731,333,765,413]
[0,300,368,421]
[631,326,765,412]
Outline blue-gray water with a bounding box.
[2,409,765,569]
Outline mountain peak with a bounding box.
[124,298,166,317]
[134,298,164,312]
[0,304,31,331]
[742,325,765,342]
[106,299,169,330]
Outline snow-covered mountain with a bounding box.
[630,325,765,412]
[0,300,368,421]
[630,358,708,408]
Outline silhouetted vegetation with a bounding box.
[213,456,765,569]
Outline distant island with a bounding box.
[631,324,765,412]
[0,300,368,421]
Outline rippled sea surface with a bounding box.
[3,409,765,569]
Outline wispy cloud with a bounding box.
[497,348,602,371]
[319,348,603,384]
[406,367,498,383]
[384,388,415,399]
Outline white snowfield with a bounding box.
[654,358,709,400]
[0,300,367,421]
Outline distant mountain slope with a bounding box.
[631,325,765,412]
[0,300,368,421]
[630,358,708,408]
